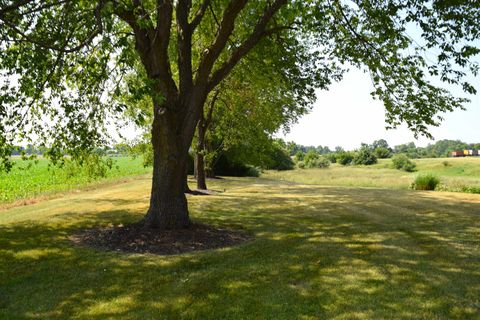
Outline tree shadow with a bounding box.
[1,180,479,319]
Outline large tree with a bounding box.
[0,0,479,229]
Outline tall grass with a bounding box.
[0,157,150,204]
[411,174,440,190]
[263,157,480,193]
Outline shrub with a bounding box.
[295,151,305,162]
[306,156,330,169]
[353,148,377,165]
[303,150,319,165]
[461,186,480,194]
[374,147,391,159]
[391,154,416,172]
[63,154,114,180]
[297,161,306,169]
[244,166,260,177]
[214,154,258,177]
[336,152,355,166]
[325,153,337,163]
[402,161,416,172]
[304,150,331,168]
[411,174,440,190]
[442,160,451,167]
[265,144,295,170]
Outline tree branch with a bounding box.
[203,88,220,131]
[113,0,177,100]
[176,0,194,97]
[195,0,248,84]
[190,0,211,30]
[0,0,35,16]
[0,1,104,53]
[207,0,287,91]
[153,0,177,99]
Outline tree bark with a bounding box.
[184,165,193,194]
[195,115,207,190]
[205,139,216,178]
[144,106,191,229]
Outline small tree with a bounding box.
[295,151,305,162]
[353,148,378,165]
[337,152,355,166]
[374,147,392,159]
[392,154,416,172]
[305,156,330,169]
[303,150,320,167]
[323,153,335,164]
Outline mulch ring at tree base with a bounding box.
[70,223,252,255]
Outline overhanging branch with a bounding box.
[0,1,104,53]
[207,0,288,91]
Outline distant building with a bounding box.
[452,150,479,157]
[451,151,464,157]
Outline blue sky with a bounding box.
[279,68,480,150]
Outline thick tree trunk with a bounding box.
[195,117,207,190]
[184,165,193,194]
[193,155,198,178]
[144,108,191,229]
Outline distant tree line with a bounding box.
[12,138,479,177]
[286,139,480,160]
[11,145,123,157]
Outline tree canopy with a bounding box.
[1,1,478,161]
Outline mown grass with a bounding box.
[263,157,480,192]
[0,157,150,205]
[1,176,479,319]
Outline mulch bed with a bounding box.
[70,222,251,255]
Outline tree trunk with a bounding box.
[193,154,198,178]
[184,165,193,194]
[144,107,191,229]
[205,140,216,178]
[195,116,207,190]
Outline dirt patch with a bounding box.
[70,223,251,255]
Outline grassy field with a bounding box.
[1,176,479,319]
[0,157,151,205]
[2,156,479,208]
[263,157,480,192]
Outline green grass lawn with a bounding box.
[263,157,480,192]
[1,176,479,319]
[0,157,151,205]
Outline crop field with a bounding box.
[0,157,150,206]
[1,176,479,319]
[263,157,480,192]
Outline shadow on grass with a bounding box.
[1,181,479,319]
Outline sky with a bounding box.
[278,68,480,150]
